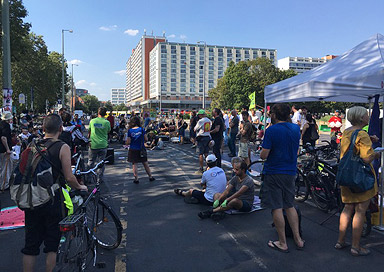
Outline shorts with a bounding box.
[191,190,213,206]
[238,142,249,158]
[239,200,252,212]
[196,136,210,155]
[178,128,185,137]
[261,174,296,210]
[22,194,63,256]
[128,149,147,163]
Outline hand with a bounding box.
[6,150,12,155]
[221,199,228,208]
[370,135,379,143]
[213,199,220,208]
[78,185,88,191]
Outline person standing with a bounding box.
[177,114,185,145]
[107,111,115,141]
[291,105,301,127]
[126,116,155,184]
[189,111,198,148]
[88,107,110,182]
[335,106,379,256]
[194,109,212,174]
[22,114,87,272]
[238,111,252,166]
[0,112,13,190]
[210,108,224,168]
[328,110,342,140]
[223,111,230,145]
[228,110,239,157]
[300,106,308,132]
[260,103,305,253]
[301,114,319,147]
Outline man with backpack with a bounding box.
[19,114,87,272]
[260,104,305,253]
[88,107,110,182]
[59,111,89,153]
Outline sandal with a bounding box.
[295,240,305,250]
[149,177,155,182]
[268,241,289,253]
[334,242,351,250]
[174,189,184,196]
[133,178,139,184]
[351,247,371,257]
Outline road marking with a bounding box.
[227,232,267,270]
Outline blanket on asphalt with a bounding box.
[225,196,264,215]
[0,206,25,230]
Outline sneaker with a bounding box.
[191,144,196,149]
[133,179,139,184]
[149,177,155,182]
[211,211,226,221]
[198,208,213,219]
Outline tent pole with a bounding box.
[375,101,384,231]
[368,98,372,116]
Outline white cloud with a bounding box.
[68,59,84,65]
[168,34,176,38]
[76,80,87,86]
[124,29,139,36]
[90,82,97,87]
[180,34,187,40]
[99,25,118,31]
[114,70,126,76]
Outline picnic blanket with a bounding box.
[0,206,25,230]
[225,196,264,215]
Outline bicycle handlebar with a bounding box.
[75,155,112,176]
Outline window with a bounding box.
[161,64,167,68]
[171,49,176,54]
[171,45,176,49]
[171,78,176,82]
[181,50,186,55]
[181,46,186,50]
[181,78,186,82]
[161,53,167,59]
[161,45,166,49]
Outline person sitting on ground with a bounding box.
[174,154,226,205]
[198,161,255,220]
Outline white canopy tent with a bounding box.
[264,33,384,230]
[265,33,384,104]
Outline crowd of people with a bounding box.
[0,101,377,271]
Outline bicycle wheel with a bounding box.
[294,169,309,202]
[56,226,91,271]
[307,172,331,212]
[86,197,123,250]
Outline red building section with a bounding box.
[144,37,165,100]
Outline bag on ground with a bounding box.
[9,139,61,210]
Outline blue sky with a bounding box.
[23,0,384,101]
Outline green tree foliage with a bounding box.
[209,59,297,110]
[104,101,113,112]
[0,0,66,112]
[82,95,101,113]
[114,103,129,111]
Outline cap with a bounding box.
[206,154,217,163]
[197,109,205,115]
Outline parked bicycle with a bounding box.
[55,156,123,271]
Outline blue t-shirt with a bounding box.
[262,122,300,175]
[128,127,145,150]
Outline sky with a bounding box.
[22,0,384,101]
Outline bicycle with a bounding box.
[55,156,123,271]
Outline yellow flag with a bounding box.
[249,92,255,109]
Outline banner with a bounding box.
[249,92,255,109]
[3,88,13,112]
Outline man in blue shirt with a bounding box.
[260,103,305,253]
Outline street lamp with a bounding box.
[62,29,73,107]
[197,41,206,109]
[71,63,78,113]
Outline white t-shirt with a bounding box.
[201,166,227,202]
[300,114,307,130]
[251,115,259,123]
[194,117,212,137]
[291,111,301,126]
[223,114,230,129]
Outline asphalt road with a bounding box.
[1,138,384,272]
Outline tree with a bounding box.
[104,101,113,112]
[209,59,297,110]
[82,95,101,113]
[114,103,129,111]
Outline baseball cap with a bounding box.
[197,109,205,115]
[206,154,217,163]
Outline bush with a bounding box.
[183,114,190,120]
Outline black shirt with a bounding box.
[40,138,65,182]
[0,120,12,153]
[190,116,198,129]
[211,116,224,140]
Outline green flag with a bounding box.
[249,92,255,109]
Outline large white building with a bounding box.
[277,56,327,74]
[111,88,126,105]
[126,35,277,111]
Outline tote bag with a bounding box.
[336,129,375,193]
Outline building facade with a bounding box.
[126,35,277,111]
[277,56,327,74]
[111,88,126,105]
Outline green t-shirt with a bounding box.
[89,117,111,149]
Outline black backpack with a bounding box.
[310,125,319,141]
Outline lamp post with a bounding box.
[71,63,78,113]
[197,41,206,109]
[61,29,73,107]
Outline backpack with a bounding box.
[310,124,319,141]
[59,128,73,148]
[10,139,62,210]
